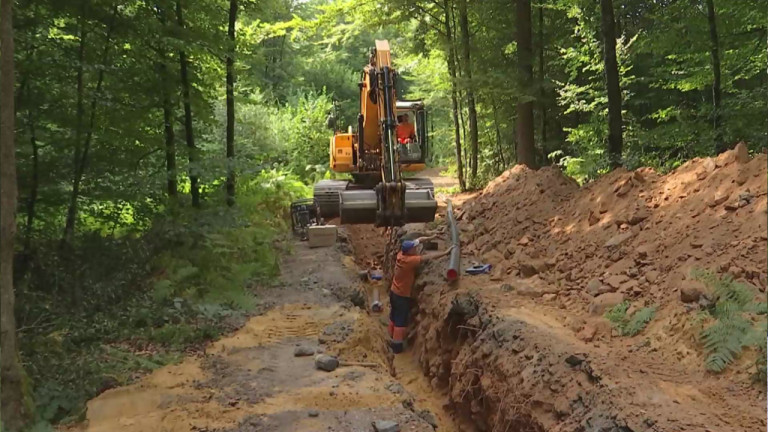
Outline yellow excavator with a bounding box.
[313,40,437,226]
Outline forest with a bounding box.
[0,0,765,429]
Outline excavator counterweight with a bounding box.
[314,40,437,226]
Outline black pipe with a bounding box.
[446,199,460,281]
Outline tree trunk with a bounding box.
[176,0,200,207]
[156,5,177,199]
[443,0,465,191]
[225,0,237,206]
[600,0,623,167]
[63,5,118,245]
[161,59,177,199]
[1,0,28,427]
[457,0,478,182]
[24,98,39,264]
[538,4,547,158]
[515,0,537,169]
[706,0,724,153]
[491,97,506,168]
[62,14,87,247]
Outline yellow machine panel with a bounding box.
[330,133,355,172]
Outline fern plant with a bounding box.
[692,269,767,373]
[604,301,657,336]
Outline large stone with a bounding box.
[372,420,400,432]
[588,293,625,315]
[734,141,750,164]
[314,354,340,372]
[708,190,730,207]
[627,207,650,225]
[605,274,629,290]
[294,346,315,357]
[645,270,660,284]
[680,281,706,303]
[418,410,438,428]
[586,279,602,296]
[518,256,548,278]
[604,232,634,248]
[588,211,601,226]
[615,178,633,197]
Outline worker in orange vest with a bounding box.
[389,236,453,353]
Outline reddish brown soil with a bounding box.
[401,144,766,431]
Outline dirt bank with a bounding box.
[401,145,766,431]
[346,145,765,431]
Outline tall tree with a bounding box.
[705,0,724,153]
[442,0,465,191]
[226,0,237,206]
[1,0,28,427]
[63,5,119,245]
[516,0,536,168]
[156,4,177,199]
[176,0,200,207]
[600,0,623,167]
[457,0,478,182]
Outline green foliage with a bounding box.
[19,170,308,425]
[692,269,767,373]
[604,301,657,337]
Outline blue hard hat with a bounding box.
[401,239,419,252]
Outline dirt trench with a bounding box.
[346,210,765,432]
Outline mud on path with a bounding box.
[72,236,455,432]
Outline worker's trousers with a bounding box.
[388,292,410,354]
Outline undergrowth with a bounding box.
[691,269,767,375]
[604,301,657,336]
[18,170,309,427]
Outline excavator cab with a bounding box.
[395,100,428,165]
[313,40,437,227]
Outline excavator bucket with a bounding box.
[340,189,437,226]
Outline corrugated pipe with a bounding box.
[446,199,460,282]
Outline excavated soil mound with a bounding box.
[399,144,766,432]
[460,143,766,311]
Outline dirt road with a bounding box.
[74,237,457,432]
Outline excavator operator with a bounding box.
[396,113,416,144]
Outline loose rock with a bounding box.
[589,293,625,315]
[308,410,319,417]
[605,275,629,290]
[680,281,706,303]
[294,346,315,357]
[645,270,659,283]
[586,279,602,296]
[605,232,634,248]
[314,354,340,372]
[372,420,400,432]
[709,190,730,207]
[418,410,438,428]
[588,211,601,226]
[734,141,750,164]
